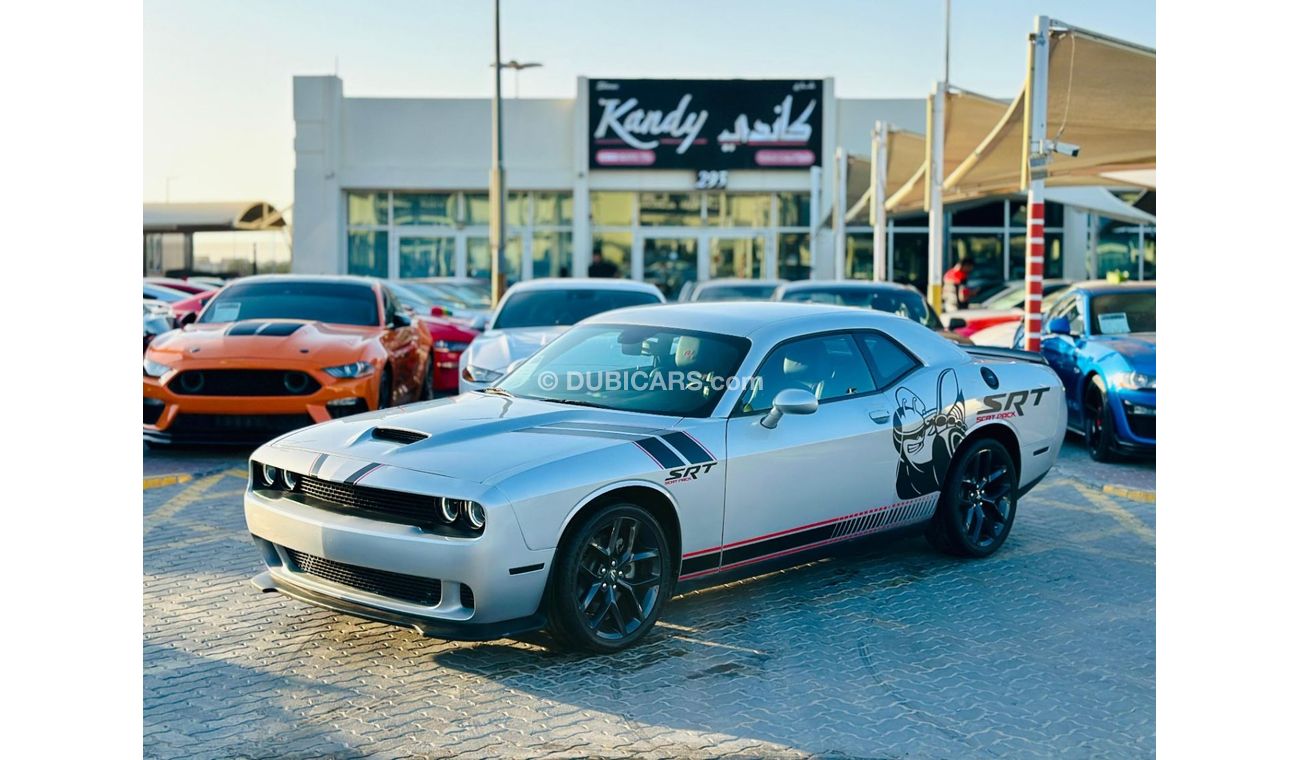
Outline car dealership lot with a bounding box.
[144,439,1153,759]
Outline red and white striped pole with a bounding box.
[1023,15,1050,352]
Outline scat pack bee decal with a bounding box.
[892,369,968,499]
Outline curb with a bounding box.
[1102,484,1156,503]
[143,473,193,490]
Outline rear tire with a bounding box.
[545,503,674,653]
[926,438,1018,558]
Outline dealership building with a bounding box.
[291,75,1154,299]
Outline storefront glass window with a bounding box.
[708,193,771,227]
[639,192,702,226]
[1009,233,1064,281]
[846,233,873,280]
[778,233,811,281]
[392,193,456,226]
[532,231,574,278]
[347,230,388,277]
[467,235,523,284]
[643,237,697,299]
[591,232,632,278]
[953,200,1005,227]
[590,192,634,227]
[348,192,388,226]
[710,236,764,279]
[1097,217,1141,280]
[951,234,1004,286]
[1009,200,1064,227]
[1143,231,1156,279]
[892,232,928,292]
[398,236,456,278]
[534,192,573,225]
[777,193,811,227]
[463,192,528,226]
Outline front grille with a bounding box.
[170,413,314,436]
[143,398,164,425]
[1126,412,1156,440]
[372,427,428,445]
[283,548,442,606]
[460,584,475,610]
[298,474,439,527]
[169,369,321,396]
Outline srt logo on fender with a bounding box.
[665,462,717,484]
[978,387,1051,421]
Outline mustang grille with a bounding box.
[283,548,441,606]
[298,475,437,527]
[169,369,321,396]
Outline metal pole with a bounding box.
[1023,15,1051,352]
[833,148,847,281]
[870,121,889,282]
[489,0,507,305]
[926,84,945,313]
[809,165,821,277]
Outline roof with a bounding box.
[505,278,664,295]
[694,278,786,288]
[229,274,377,287]
[143,202,287,233]
[587,301,887,337]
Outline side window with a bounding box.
[1052,297,1083,336]
[381,288,399,326]
[856,331,920,388]
[742,334,876,413]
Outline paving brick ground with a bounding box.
[144,443,1155,759]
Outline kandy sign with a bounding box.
[588,79,823,171]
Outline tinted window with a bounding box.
[493,289,661,329]
[1089,291,1156,335]
[199,281,379,326]
[497,325,748,417]
[780,286,930,326]
[857,332,919,387]
[742,334,876,413]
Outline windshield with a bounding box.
[387,282,433,311]
[496,324,750,417]
[695,284,778,302]
[980,285,1027,310]
[199,281,379,326]
[408,281,492,310]
[780,286,935,327]
[493,289,661,330]
[1089,291,1156,335]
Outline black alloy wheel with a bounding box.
[547,504,672,652]
[927,438,1018,558]
[1085,377,1117,462]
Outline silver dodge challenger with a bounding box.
[246,302,1067,652]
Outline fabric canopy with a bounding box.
[143,202,287,233]
[886,89,1010,214]
[844,128,925,224]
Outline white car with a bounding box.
[683,277,786,302]
[246,302,1066,652]
[457,278,665,393]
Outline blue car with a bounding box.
[1015,281,1155,461]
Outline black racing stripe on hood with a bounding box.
[257,322,305,337]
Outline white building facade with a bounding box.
[292,75,1154,299]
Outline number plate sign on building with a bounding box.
[588,79,823,171]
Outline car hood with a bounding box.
[1093,332,1156,374]
[465,326,569,371]
[146,319,380,363]
[272,392,684,485]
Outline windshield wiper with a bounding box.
[539,397,608,409]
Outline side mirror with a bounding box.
[1046,316,1072,336]
[946,317,967,329]
[430,305,448,318]
[760,388,819,429]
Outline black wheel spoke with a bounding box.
[628,549,659,563]
[986,466,1008,486]
[579,582,602,611]
[609,594,628,635]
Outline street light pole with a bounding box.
[489,0,507,305]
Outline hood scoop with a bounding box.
[226,321,305,337]
[371,427,429,445]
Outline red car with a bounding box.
[387,281,480,393]
[169,289,219,325]
[146,277,212,296]
[943,279,1073,338]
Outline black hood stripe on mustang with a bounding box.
[225,321,306,337]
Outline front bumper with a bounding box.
[1110,387,1156,450]
[243,455,554,637]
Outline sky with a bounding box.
[144,0,1155,209]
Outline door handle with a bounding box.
[869,410,891,424]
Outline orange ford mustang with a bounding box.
[143,275,433,445]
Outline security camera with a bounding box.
[1049,140,1080,158]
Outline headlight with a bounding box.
[434,340,472,353]
[465,501,486,530]
[324,361,374,379]
[439,497,462,523]
[261,463,280,487]
[1115,371,1156,390]
[143,358,171,377]
[282,470,298,491]
[462,365,503,384]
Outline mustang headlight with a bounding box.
[1115,371,1156,390]
[434,340,472,353]
[143,358,171,378]
[462,364,504,384]
[324,361,374,379]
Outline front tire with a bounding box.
[545,503,673,653]
[1085,376,1118,462]
[419,355,435,400]
[926,438,1018,558]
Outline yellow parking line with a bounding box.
[1103,484,1156,503]
[144,471,228,533]
[1072,481,1156,545]
[143,473,192,490]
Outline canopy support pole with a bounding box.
[926,83,946,313]
[870,121,889,282]
[1023,15,1051,352]
[833,147,847,280]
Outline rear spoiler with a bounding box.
[963,346,1048,365]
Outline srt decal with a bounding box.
[892,369,968,499]
[978,387,1051,422]
[665,462,718,485]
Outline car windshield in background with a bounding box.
[1089,291,1156,335]
[781,287,931,325]
[198,281,379,326]
[496,325,749,417]
[981,285,1028,310]
[695,284,779,302]
[494,289,661,329]
[409,282,491,310]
